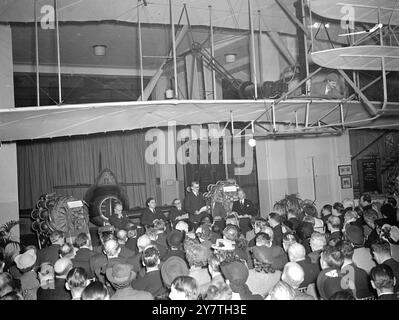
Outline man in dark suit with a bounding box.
[109,203,130,231]
[37,230,65,265]
[169,198,189,226]
[73,233,95,279]
[141,197,162,228]
[232,189,257,235]
[268,212,284,248]
[288,243,320,288]
[371,241,399,292]
[184,181,208,226]
[370,264,399,300]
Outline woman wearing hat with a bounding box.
[219,260,262,300]
[14,249,40,300]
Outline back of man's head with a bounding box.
[255,232,272,247]
[269,212,281,224]
[137,234,152,252]
[66,267,88,290]
[327,216,341,230]
[371,241,392,263]
[116,229,128,243]
[54,258,73,278]
[282,262,305,289]
[74,233,90,249]
[143,246,160,269]
[288,243,306,262]
[310,232,326,252]
[370,264,395,291]
[321,245,344,269]
[267,281,296,300]
[103,239,120,258]
[337,240,354,260]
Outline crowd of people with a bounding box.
[1,180,399,300]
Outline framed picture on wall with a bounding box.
[341,175,352,189]
[338,165,352,176]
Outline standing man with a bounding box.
[184,181,208,226]
[232,189,257,235]
[109,203,130,231]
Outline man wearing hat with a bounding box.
[14,249,40,300]
[162,230,187,264]
[345,224,376,274]
[246,245,281,297]
[160,256,189,289]
[106,263,153,300]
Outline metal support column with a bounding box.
[248,0,258,99]
[138,2,144,100]
[258,10,264,84]
[209,5,217,100]
[34,0,40,106]
[170,0,178,99]
[54,0,62,104]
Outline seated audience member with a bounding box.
[195,223,214,249]
[116,229,135,258]
[38,230,65,265]
[302,203,324,234]
[371,241,399,292]
[326,215,342,245]
[220,260,262,300]
[253,232,287,271]
[36,262,55,298]
[320,204,332,225]
[282,233,297,253]
[81,281,110,300]
[287,243,320,288]
[337,240,374,299]
[0,272,21,298]
[247,218,274,248]
[370,264,399,300]
[332,202,345,222]
[185,242,211,290]
[65,267,89,300]
[160,256,189,289]
[380,225,399,261]
[125,224,139,255]
[296,220,314,254]
[207,253,224,285]
[247,246,281,297]
[47,258,73,300]
[59,242,76,260]
[363,209,380,248]
[163,229,187,263]
[73,233,95,279]
[377,203,398,227]
[345,224,376,275]
[317,245,345,300]
[146,227,168,261]
[360,193,373,212]
[132,246,166,297]
[126,234,150,278]
[109,203,130,231]
[268,212,284,247]
[14,249,40,300]
[343,198,355,213]
[266,281,297,300]
[308,232,327,266]
[204,281,233,300]
[285,209,301,234]
[281,262,315,300]
[106,263,153,300]
[169,276,200,300]
[223,224,248,262]
[89,239,123,282]
[329,290,356,300]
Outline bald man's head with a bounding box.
[103,239,120,258]
[288,243,306,262]
[137,234,152,252]
[116,229,128,243]
[282,262,305,289]
[54,258,73,278]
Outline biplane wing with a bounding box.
[309,0,399,26]
[311,45,399,71]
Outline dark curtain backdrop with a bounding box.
[17,131,157,210]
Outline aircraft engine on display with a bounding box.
[31,193,91,248]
